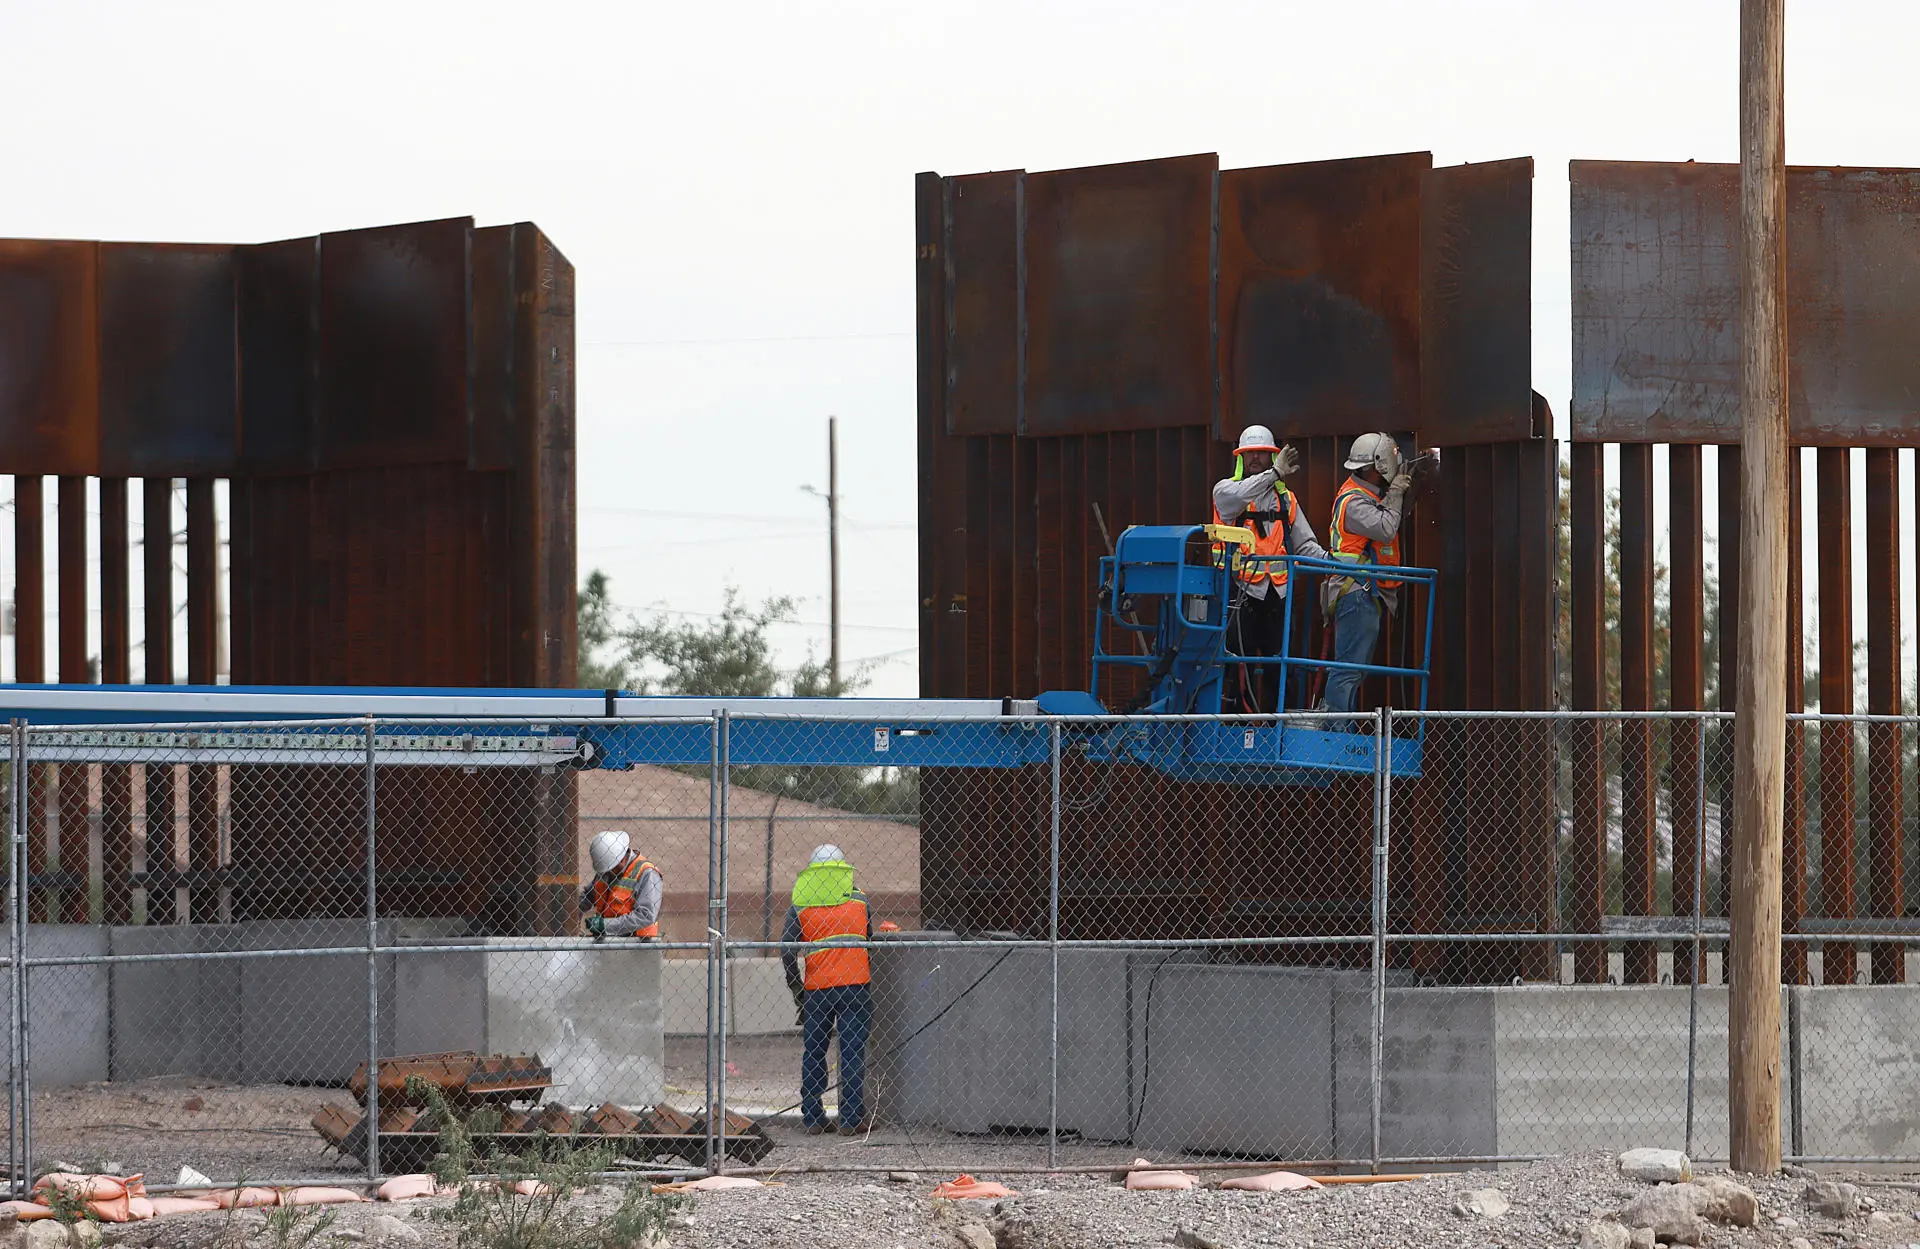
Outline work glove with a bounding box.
[578,884,595,913]
[585,914,606,939]
[1272,445,1302,479]
[1388,472,1413,497]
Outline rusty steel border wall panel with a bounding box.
[0,241,100,475]
[1816,448,1858,983]
[98,243,239,476]
[468,225,519,472]
[317,217,474,471]
[945,171,1023,438]
[916,172,965,699]
[1864,449,1904,982]
[237,235,320,473]
[509,222,577,692]
[1572,160,1920,446]
[1217,153,1426,443]
[1021,154,1216,437]
[1420,159,1537,446]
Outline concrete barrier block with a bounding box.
[1796,985,1920,1158]
[11,926,109,1088]
[108,924,242,1083]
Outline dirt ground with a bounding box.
[76,1156,1920,1249]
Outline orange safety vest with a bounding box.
[798,896,871,990]
[1212,486,1300,594]
[591,854,661,939]
[1329,475,1402,593]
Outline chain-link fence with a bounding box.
[5,708,1918,1192]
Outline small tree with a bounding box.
[577,570,629,691]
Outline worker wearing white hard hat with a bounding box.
[781,844,874,1135]
[1211,424,1329,713]
[578,829,663,941]
[1321,433,1420,724]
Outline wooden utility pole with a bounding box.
[1731,0,1789,1176]
[827,416,841,691]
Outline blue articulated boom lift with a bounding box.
[0,525,1432,781]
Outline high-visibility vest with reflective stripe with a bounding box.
[1212,486,1299,594]
[591,854,660,939]
[1329,475,1402,593]
[794,868,871,990]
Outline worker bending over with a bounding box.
[782,844,872,1136]
[1323,433,1413,721]
[579,830,662,940]
[1212,424,1328,713]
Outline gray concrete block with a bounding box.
[238,921,389,1085]
[392,945,486,1056]
[107,924,242,1083]
[661,958,713,1037]
[9,926,109,1088]
[485,940,664,1105]
[1795,985,1920,1158]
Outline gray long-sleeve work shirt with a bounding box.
[1323,476,1407,615]
[578,859,663,938]
[1210,471,1329,600]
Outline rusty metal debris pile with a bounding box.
[312,1051,774,1170]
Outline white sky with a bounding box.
[1,0,1916,697]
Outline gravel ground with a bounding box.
[76,1154,1920,1249]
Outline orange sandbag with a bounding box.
[376,1175,437,1202]
[1220,1170,1323,1192]
[0,1200,55,1221]
[33,1174,133,1223]
[282,1188,368,1206]
[207,1187,280,1209]
[679,1177,761,1191]
[1123,1159,1197,1192]
[126,1197,156,1221]
[932,1174,1017,1200]
[148,1197,225,1216]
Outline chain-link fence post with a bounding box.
[1369,708,1391,1173]
[704,712,720,1173]
[1684,714,1707,1157]
[7,720,21,1196]
[364,717,381,1181]
[1047,720,1062,1171]
[715,709,731,1173]
[17,723,32,1191]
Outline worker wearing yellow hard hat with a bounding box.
[1211,424,1328,713]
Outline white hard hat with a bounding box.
[1345,432,1402,477]
[810,844,846,865]
[589,830,631,875]
[1235,425,1281,455]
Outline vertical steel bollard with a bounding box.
[1685,714,1709,1157]
[1048,721,1062,1170]
[715,710,731,1172]
[703,714,720,1173]
[1369,708,1392,1172]
[364,718,381,1181]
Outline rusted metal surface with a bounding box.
[1783,455,1807,984]
[100,477,133,925]
[1567,443,1605,982]
[946,171,1022,438]
[15,476,43,683]
[1420,158,1535,445]
[55,477,89,924]
[141,477,177,924]
[1715,446,1741,934]
[468,226,517,471]
[1816,447,1856,983]
[0,242,99,475]
[1864,448,1903,982]
[1022,155,1215,436]
[1572,161,1920,446]
[1669,446,1705,981]
[318,218,472,470]
[1217,153,1424,442]
[98,244,238,476]
[918,172,967,700]
[186,479,220,922]
[1618,445,1656,983]
[236,236,319,473]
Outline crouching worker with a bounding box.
[782,844,873,1136]
[579,829,662,941]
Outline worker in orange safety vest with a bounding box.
[1321,432,1415,725]
[781,844,873,1135]
[1211,424,1328,713]
[579,829,662,940]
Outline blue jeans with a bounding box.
[1325,590,1383,716]
[800,982,872,1128]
